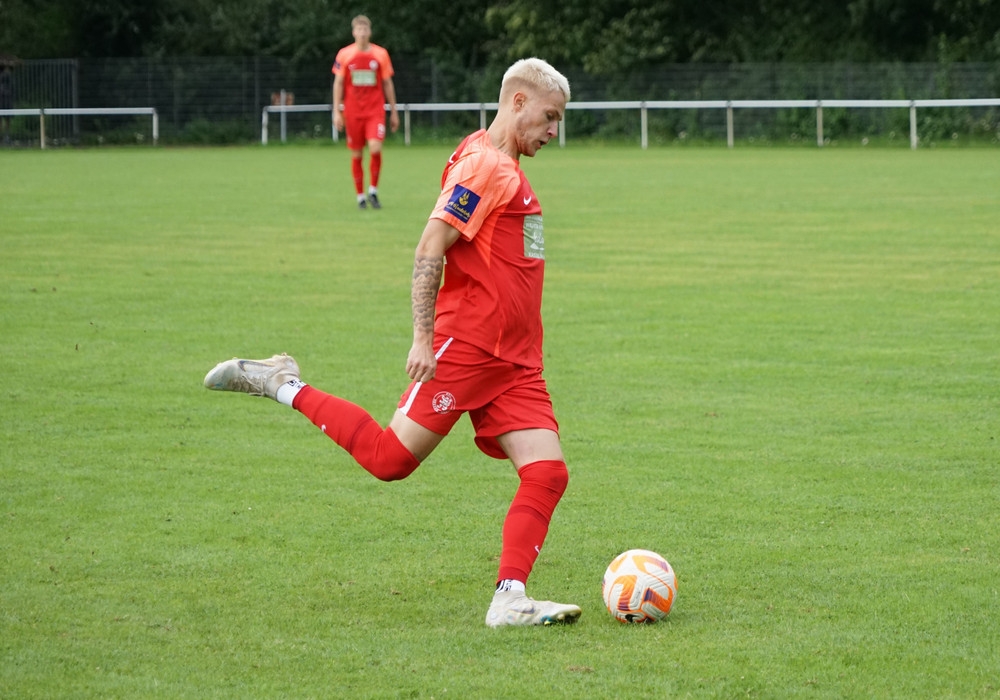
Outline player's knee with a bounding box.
[369,460,416,482]
[549,461,569,496]
[520,459,568,497]
[362,428,421,482]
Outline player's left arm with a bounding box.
[382,75,399,133]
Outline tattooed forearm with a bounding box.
[411,254,444,336]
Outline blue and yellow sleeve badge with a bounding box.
[443,185,481,224]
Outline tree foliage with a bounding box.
[1,0,998,68]
[484,0,1000,68]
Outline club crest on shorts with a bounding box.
[432,391,456,414]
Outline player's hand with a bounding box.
[389,110,400,133]
[333,112,344,132]
[406,342,436,383]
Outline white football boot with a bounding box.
[485,591,582,628]
[203,353,300,400]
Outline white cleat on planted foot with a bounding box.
[485,591,582,628]
[203,353,300,400]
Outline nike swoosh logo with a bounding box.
[523,196,533,206]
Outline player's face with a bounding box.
[513,88,565,158]
[352,22,371,45]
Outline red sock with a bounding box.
[292,386,419,481]
[351,156,364,195]
[497,460,569,584]
[370,152,382,189]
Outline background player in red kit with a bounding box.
[205,58,578,627]
[332,15,399,209]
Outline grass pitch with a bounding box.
[2,142,999,698]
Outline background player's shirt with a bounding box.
[332,43,394,118]
[430,129,546,368]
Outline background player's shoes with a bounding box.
[367,193,381,209]
[357,198,368,210]
[485,591,582,628]
[203,353,300,400]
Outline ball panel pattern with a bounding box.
[602,549,677,623]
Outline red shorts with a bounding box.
[345,113,386,150]
[397,337,559,460]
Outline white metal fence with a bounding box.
[3,59,998,146]
[7,58,1000,148]
[0,107,159,148]
[3,97,998,149]
[261,98,1000,149]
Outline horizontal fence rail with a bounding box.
[0,107,159,148]
[261,98,1000,149]
[261,102,499,145]
[4,98,998,149]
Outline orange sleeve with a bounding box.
[332,46,355,76]
[373,45,395,78]
[432,149,518,239]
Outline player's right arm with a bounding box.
[332,71,345,131]
[406,218,461,382]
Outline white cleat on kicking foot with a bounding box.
[203,353,300,400]
[485,591,582,628]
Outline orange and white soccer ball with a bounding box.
[602,549,677,623]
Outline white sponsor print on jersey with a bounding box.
[523,214,544,259]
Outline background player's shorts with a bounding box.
[345,113,386,150]
[397,337,559,460]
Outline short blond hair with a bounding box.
[352,14,371,28]
[500,58,571,102]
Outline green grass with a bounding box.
[2,142,999,698]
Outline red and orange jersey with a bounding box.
[430,130,547,369]
[332,43,394,117]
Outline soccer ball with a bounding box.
[602,549,677,623]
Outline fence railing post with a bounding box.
[909,101,918,149]
[279,91,287,143]
[640,101,648,150]
[726,101,734,148]
[816,100,824,147]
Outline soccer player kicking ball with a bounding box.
[205,58,580,628]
